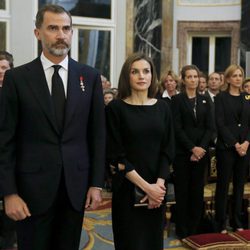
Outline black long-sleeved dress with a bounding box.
[106,99,175,250]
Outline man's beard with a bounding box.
[45,40,71,57]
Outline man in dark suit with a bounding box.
[205,72,221,146]
[0,4,105,250]
[205,72,221,104]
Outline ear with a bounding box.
[34,28,41,40]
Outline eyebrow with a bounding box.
[130,67,150,70]
[47,24,71,28]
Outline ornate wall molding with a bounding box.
[177,21,240,70]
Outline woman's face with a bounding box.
[198,77,207,92]
[129,59,152,93]
[104,93,114,105]
[164,75,177,92]
[227,69,243,89]
[243,81,250,94]
[183,69,199,90]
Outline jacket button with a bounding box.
[238,123,241,127]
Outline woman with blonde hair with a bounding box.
[158,70,179,104]
[214,65,250,233]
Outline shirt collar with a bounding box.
[162,89,179,99]
[40,52,69,71]
[162,90,171,98]
[208,90,216,98]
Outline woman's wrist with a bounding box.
[140,182,151,194]
[157,178,165,185]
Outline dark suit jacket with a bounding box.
[215,91,250,150]
[204,90,217,145]
[0,57,105,215]
[204,90,214,106]
[171,92,214,154]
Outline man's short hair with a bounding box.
[0,51,14,68]
[35,4,72,28]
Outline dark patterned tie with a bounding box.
[52,65,65,133]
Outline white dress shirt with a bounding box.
[40,52,69,97]
[207,90,216,102]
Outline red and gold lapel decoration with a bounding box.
[80,76,85,92]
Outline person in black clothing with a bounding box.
[0,51,13,88]
[198,72,208,95]
[204,72,221,148]
[0,5,105,250]
[214,64,250,233]
[0,51,16,250]
[171,65,214,239]
[106,52,175,250]
[242,78,250,95]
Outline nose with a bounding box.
[56,29,66,39]
[138,71,144,78]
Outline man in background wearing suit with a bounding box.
[205,72,221,145]
[0,4,105,250]
[205,72,221,104]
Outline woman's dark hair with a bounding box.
[243,78,250,88]
[181,65,200,81]
[199,72,208,81]
[103,89,115,97]
[0,51,14,68]
[117,52,158,99]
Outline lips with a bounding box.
[54,41,69,48]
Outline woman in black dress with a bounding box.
[214,65,250,233]
[171,65,214,238]
[106,53,175,250]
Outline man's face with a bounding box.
[34,11,73,59]
[0,59,11,85]
[104,93,114,105]
[198,77,207,92]
[208,73,221,91]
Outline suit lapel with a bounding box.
[25,58,59,134]
[196,95,207,123]
[64,59,82,130]
[205,91,214,104]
